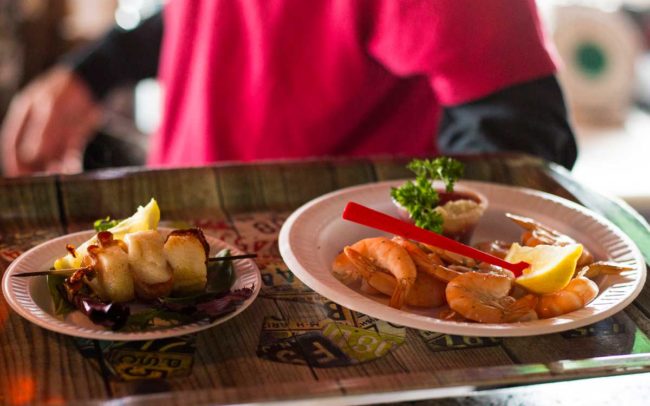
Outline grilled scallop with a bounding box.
[124,230,174,300]
[164,229,209,295]
[84,231,135,303]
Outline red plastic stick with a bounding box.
[342,201,529,277]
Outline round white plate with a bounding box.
[2,228,261,341]
[279,180,646,337]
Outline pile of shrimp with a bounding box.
[331,213,633,323]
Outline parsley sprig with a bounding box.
[93,217,121,231]
[390,157,464,233]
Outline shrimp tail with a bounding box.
[428,264,462,283]
[343,247,377,279]
[504,294,538,322]
[389,279,411,309]
[579,261,634,279]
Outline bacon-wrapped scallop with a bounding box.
[164,228,210,295]
[83,231,135,303]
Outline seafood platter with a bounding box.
[279,159,645,337]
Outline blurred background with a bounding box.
[0,0,648,219]
[539,0,650,222]
[0,0,162,171]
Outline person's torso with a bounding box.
[149,0,439,166]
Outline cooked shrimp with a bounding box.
[345,247,446,308]
[506,213,575,246]
[473,240,512,259]
[331,251,361,286]
[536,276,598,319]
[343,247,390,290]
[422,244,477,267]
[391,237,462,280]
[578,261,634,280]
[506,213,594,267]
[407,273,447,307]
[344,237,417,309]
[428,264,464,282]
[391,237,444,267]
[446,264,474,273]
[359,278,381,295]
[476,262,516,278]
[446,263,515,280]
[446,271,538,323]
[439,309,467,321]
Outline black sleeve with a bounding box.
[61,12,163,101]
[437,75,578,169]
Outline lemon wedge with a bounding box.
[54,198,160,270]
[506,243,583,294]
[104,198,160,240]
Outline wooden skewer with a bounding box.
[207,253,258,262]
[11,268,84,278]
[12,254,258,278]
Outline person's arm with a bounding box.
[438,75,578,169]
[62,12,163,100]
[366,1,577,168]
[1,13,163,176]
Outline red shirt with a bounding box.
[148,0,556,166]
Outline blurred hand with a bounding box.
[1,67,102,176]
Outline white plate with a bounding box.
[279,180,646,337]
[2,228,261,341]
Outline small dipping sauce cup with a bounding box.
[393,183,488,244]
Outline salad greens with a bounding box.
[206,249,236,293]
[47,274,75,316]
[93,217,121,232]
[390,157,464,233]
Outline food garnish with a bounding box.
[93,217,121,232]
[506,243,583,294]
[54,198,161,270]
[390,157,464,233]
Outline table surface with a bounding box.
[1,153,649,405]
